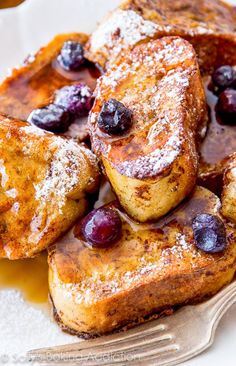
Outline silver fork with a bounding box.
[28,281,236,366]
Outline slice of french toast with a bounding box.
[48,186,236,337]
[221,153,236,223]
[86,0,236,74]
[0,115,99,260]
[89,37,207,222]
[0,33,100,142]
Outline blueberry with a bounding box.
[57,41,84,71]
[28,104,71,133]
[98,98,133,135]
[212,65,235,89]
[216,89,236,123]
[55,84,94,117]
[192,214,226,253]
[80,207,122,248]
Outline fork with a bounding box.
[28,281,236,366]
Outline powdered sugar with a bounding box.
[161,233,195,261]
[34,138,86,211]
[230,167,236,178]
[21,124,49,136]
[117,130,181,179]
[6,188,17,198]
[80,84,92,98]
[87,2,235,71]
[0,159,8,187]
[89,10,159,58]
[91,37,196,179]
[0,290,76,358]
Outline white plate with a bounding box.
[0,1,236,365]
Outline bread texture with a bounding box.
[0,115,99,259]
[86,0,236,74]
[48,186,236,337]
[89,37,207,222]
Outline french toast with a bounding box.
[221,153,236,223]
[0,115,99,260]
[0,33,100,142]
[86,0,236,74]
[89,37,207,222]
[48,186,236,337]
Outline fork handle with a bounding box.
[202,280,236,324]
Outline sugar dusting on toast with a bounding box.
[91,38,199,179]
[21,124,50,136]
[87,2,236,69]
[20,124,97,212]
[89,10,160,57]
[60,235,213,304]
[53,188,222,304]
[88,7,219,69]
[34,139,82,210]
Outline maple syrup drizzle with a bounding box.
[198,77,236,196]
[200,77,236,166]
[0,252,48,304]
[52,59,101,89]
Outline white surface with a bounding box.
[0,0,236,365]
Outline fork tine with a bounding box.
[68,340,179,365]
[28,321,166,358]
[37,343,179,366]
[29,331,177,365]
[58,333,173,358]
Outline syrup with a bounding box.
[200,77,236,166]
[0,252,49,304]
[198,77,236,196]
[0,59,100,122]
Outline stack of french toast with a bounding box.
[1,0,236,338]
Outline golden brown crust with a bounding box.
[0,115,100,259]
[51,294,173,339]
[85,0,236,74]
[48,187,236,336]
[89,37,207,222]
